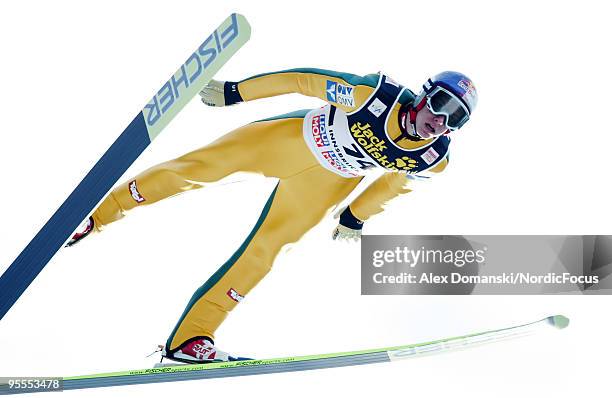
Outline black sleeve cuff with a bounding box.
[339,206,364,230]
[224,81,244,106]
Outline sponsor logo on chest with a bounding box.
[311,115,329,147]
[367,98,387,117]
[349,122,420,173]
[420,147,440,165]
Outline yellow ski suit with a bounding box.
[90,68,449,352]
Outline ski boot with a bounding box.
[161,337,251,364]
[66,216,95,247]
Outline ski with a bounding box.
[0,13,251,321]
[0,315,569,394]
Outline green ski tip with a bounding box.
[550,315,570,329]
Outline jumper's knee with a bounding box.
[170,151,236,183]
[243,244,274,281]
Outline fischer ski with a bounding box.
[0,315,569,394]
[0,13,251,321]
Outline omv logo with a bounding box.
[326,81,338,102]
[326,80,355,107]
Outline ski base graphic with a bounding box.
[0,315,569,394]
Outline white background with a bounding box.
[0,0,610,396]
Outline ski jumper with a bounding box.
[89,68,450,352]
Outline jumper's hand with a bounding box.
[199,79,227,107]
[332,206,363,242]
[332,224,362,242]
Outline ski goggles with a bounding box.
[426,86,470,131]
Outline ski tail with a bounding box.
[0,14,251,322]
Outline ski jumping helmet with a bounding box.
[413,71,478,131]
